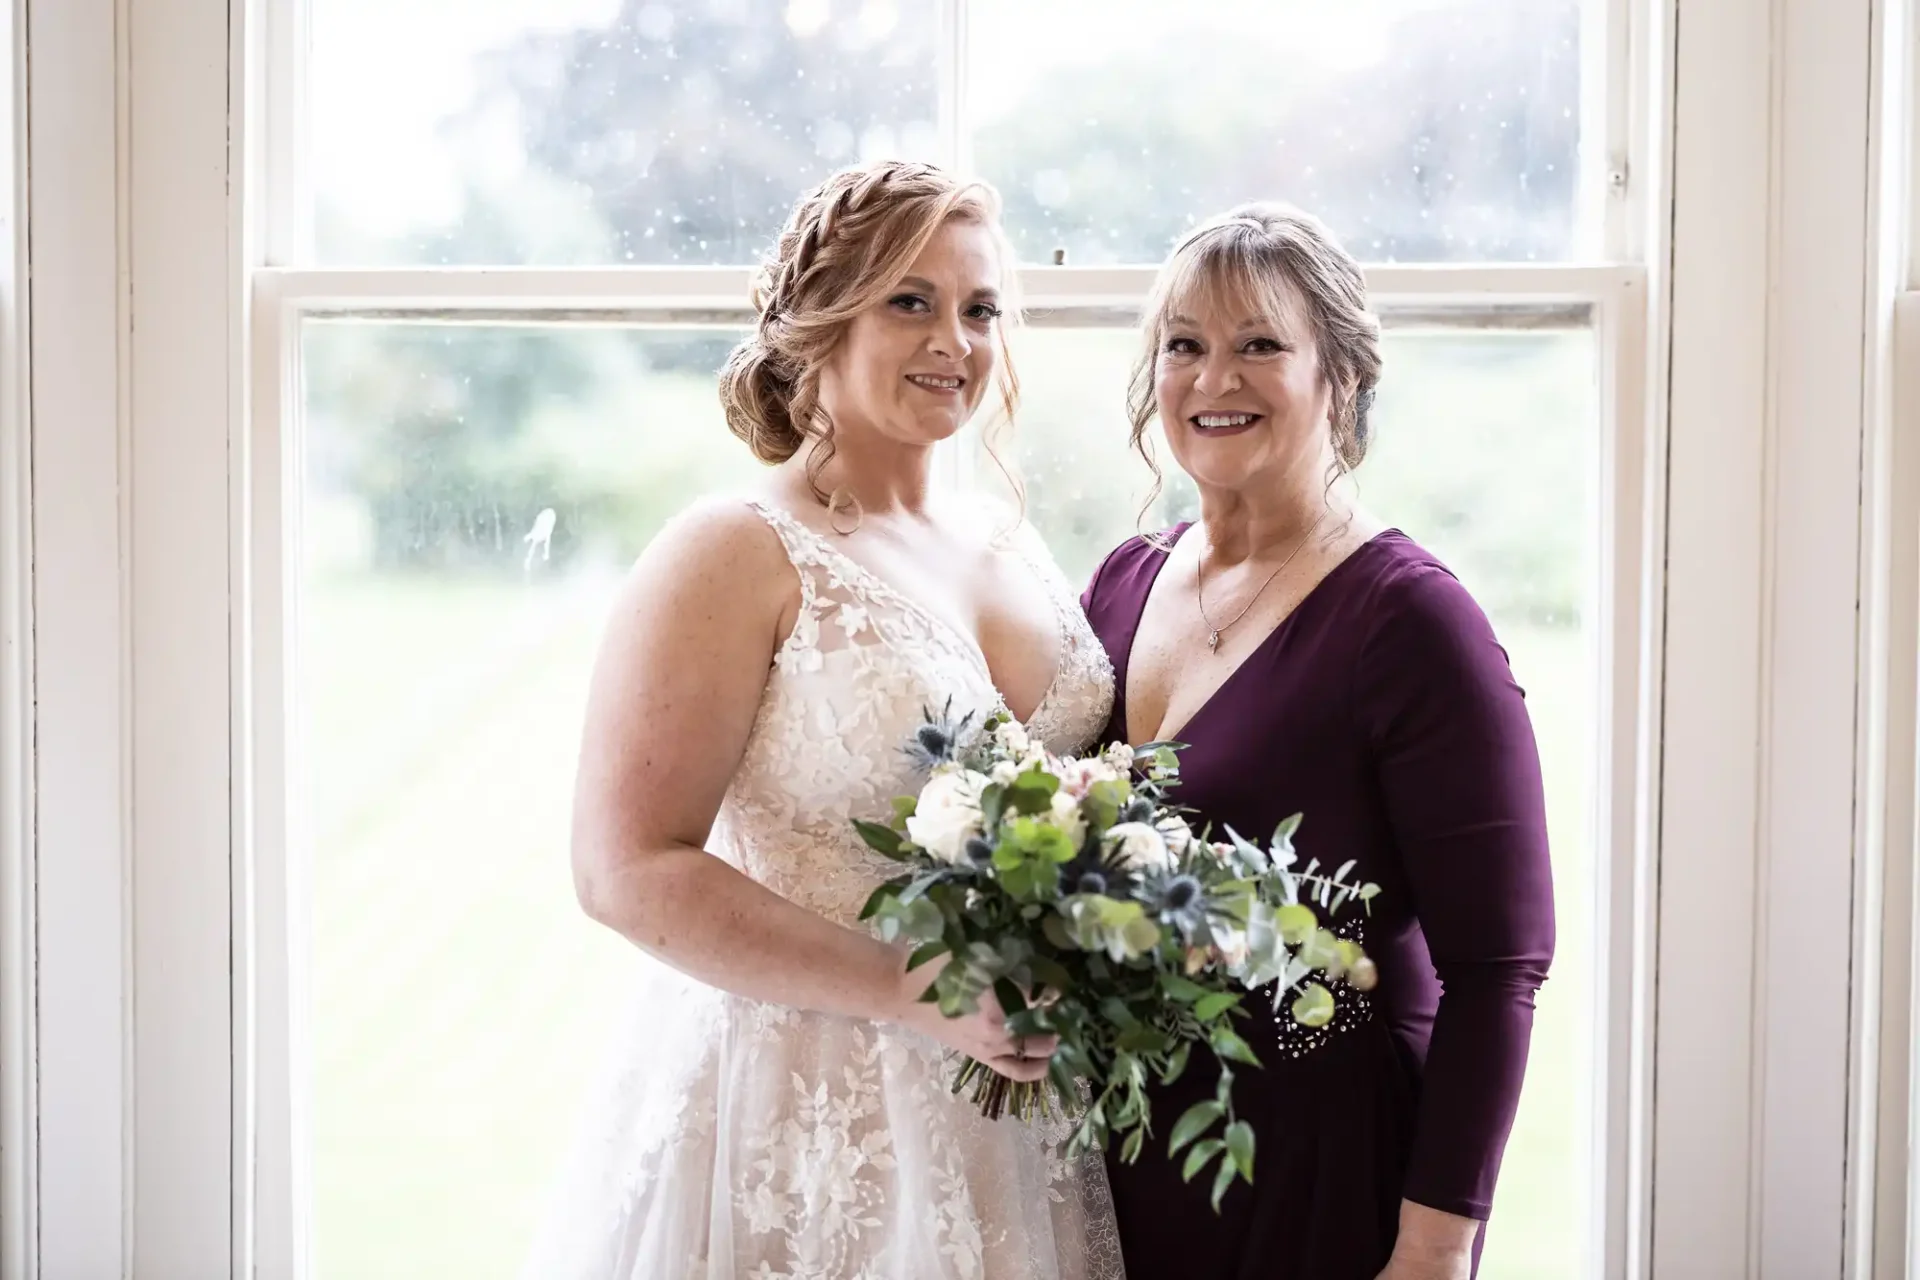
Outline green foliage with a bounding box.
[856,716,1382,1208]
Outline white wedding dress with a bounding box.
[521,499,1126,1280]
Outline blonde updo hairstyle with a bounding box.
[719,160,1021,506]
[1127,202,1382,514]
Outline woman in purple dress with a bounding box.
[1080,204,1555,1280]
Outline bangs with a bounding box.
[1151,226,1305,338]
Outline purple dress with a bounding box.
[1080,526,1555,1280]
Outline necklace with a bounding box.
[1195,512,1328,653]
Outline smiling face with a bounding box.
[1152,272,1337,495]
[817,218,1006,449]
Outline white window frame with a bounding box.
[1866,1,1920,1277]
[12,0,1916,1276]
[0,0,32,1273]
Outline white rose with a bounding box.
[1057,757,1120,799]
[905,769,987,864]
[989,760,1020,786]
[1047,789,1086,844]
[1104,821,1173,873]
[1156,815,1194,856]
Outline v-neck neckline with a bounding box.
[755,501,1069,728]
[1116,522,1400,748]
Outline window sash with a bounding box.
[262,0,1637,269]
[253,262,1639,324]
[238,257,1655,1279]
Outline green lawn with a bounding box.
[303,574,1595,1279]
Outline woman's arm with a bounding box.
[570,499,1049,1079]
[1355,559,1556,1264]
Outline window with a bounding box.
[252,3,1648,1276]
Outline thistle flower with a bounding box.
[905,700,976,771]
[1142,872,1208,937]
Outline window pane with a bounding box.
[299,321,760,1277]
[991,324,1598,1278]
[299,317,1594,1279]
[308,1,940,265]
[971,0,1590,264]
[306,0,1591,267]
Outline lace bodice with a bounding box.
[715,500,1116,925]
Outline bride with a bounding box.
[520,160,1125,1279]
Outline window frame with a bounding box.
[239,0,1662,1274]
[1864,2,1919,1276]
[14,0,1911,1274]
[244,271,1656,1280]
[0,0,32,1274]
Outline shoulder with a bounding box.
[620,493,800,620]
[1358,535,1491,633]
[1085,525,1184,597]
[1350,534,1516,703]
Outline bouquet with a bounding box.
[854,703,1380,1209]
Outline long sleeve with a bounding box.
[1353,561,1555,1220]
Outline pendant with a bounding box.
[1207,629,1220,653]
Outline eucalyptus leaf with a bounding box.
[1119,915,1163,957]
[1291,982,1336,1028]
[1275,903,1318,945]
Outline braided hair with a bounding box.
[718,161,1018,505]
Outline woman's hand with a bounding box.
[890,951,1058,1082]
[1374,1200,1477,1280]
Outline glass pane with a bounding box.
[307,0,1592,267]
[300,317,1594,1278]
[299,321,762,1277]
[970,0,1590,264]
[308,0,940,265]
[987,325,1598,1278]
